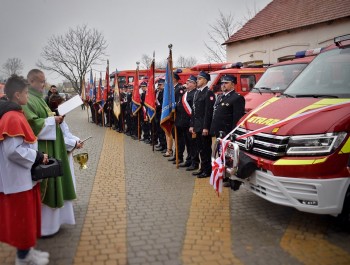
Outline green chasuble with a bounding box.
[22,88,76,208]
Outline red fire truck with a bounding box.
[208,63,266,96]
[245,52,317,113]
[173,63,230,85]
[215,34,350,222]
[110,69,166,88]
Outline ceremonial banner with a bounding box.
[96,73,102,103]
[113,69,121,119]
[104,60,110,102]
[88,69,93,101]
[92,75,97,104]
[160,50,175,135]
[131,65,141,115]
[144,56,156,122]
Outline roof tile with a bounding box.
[225,0,350,44]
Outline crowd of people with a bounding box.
[1,69,350,265]
[86,70,246,180]
[0,70,83,265]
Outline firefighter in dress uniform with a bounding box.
[176,75,200,170]
[168,72,185,162]
[140,81,151,143]
[210,74,245,187]
[155,79,167,152]
[189,71,215,178]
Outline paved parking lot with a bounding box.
[1,108,350,265]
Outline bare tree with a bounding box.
[2,58,24,76]
[205,6,259,63]
[238,2,259,28]
[176,55,186,68]
[176,55,198,68]
[155,59,167,69]
[204,11,238,63]
[185,56,197,67]
[37,25,107,94]
[140,54,153,69]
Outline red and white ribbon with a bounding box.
[210,139,230,195]
[182,92,192,116]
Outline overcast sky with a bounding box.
[0,0,272,84]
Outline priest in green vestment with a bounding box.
[22,69,76,236]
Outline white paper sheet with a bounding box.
[57,95,83,116]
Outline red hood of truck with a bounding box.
[239,97,350,135]
[244,93,281,113]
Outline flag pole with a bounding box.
[151,51,155,152]
[169,44,179,169]
[102,108,105,127]
[138,111,140,140]
[86,99,90,123]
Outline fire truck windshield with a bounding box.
[253,64,307,93]
[284,48,350,98]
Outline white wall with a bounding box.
[226,19,350,64]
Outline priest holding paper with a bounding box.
[22,69,76,237]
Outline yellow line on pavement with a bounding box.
[74,129,127,265]
[280,212,350,265]
[182,179,243,265]
[0,242,15,264]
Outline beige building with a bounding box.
[224,0,350,64]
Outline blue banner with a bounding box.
[160,60,175,135]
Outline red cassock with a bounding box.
[0,110,41,249]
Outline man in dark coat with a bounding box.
[189,71,215,178]
[140,81,151,143]
[116,86,127,133]
[175,75,199,169]
[168,72,184,163]
[210,74,245,188]
[154,79,167,152]
[210,74,245,137]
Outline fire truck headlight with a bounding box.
[287,132,347,155]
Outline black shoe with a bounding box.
[223,181,231,187]
[144,139,151,144]
[197,172,211,178]
[131,135,138,140]
[155,144,162,148]
[168,157,176,162]
[186,165,199,171]
[172,160,183,164]
[161,149,167,153]
[140,138,146,141]
[192,170,203,176]
[155,146,165,151]
[179,161,191,168]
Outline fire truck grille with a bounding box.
[233,127,289,160]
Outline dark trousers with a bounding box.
[90,105,95,122]
[195,134,212,174]
[130,115,138,136]
[177,126,191,161]
[156,113,166,148]
[189,134,200,166]
[150,120,157,145]
[125,111,131,133]
[142,120,151,140]
[116,112,124,131]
